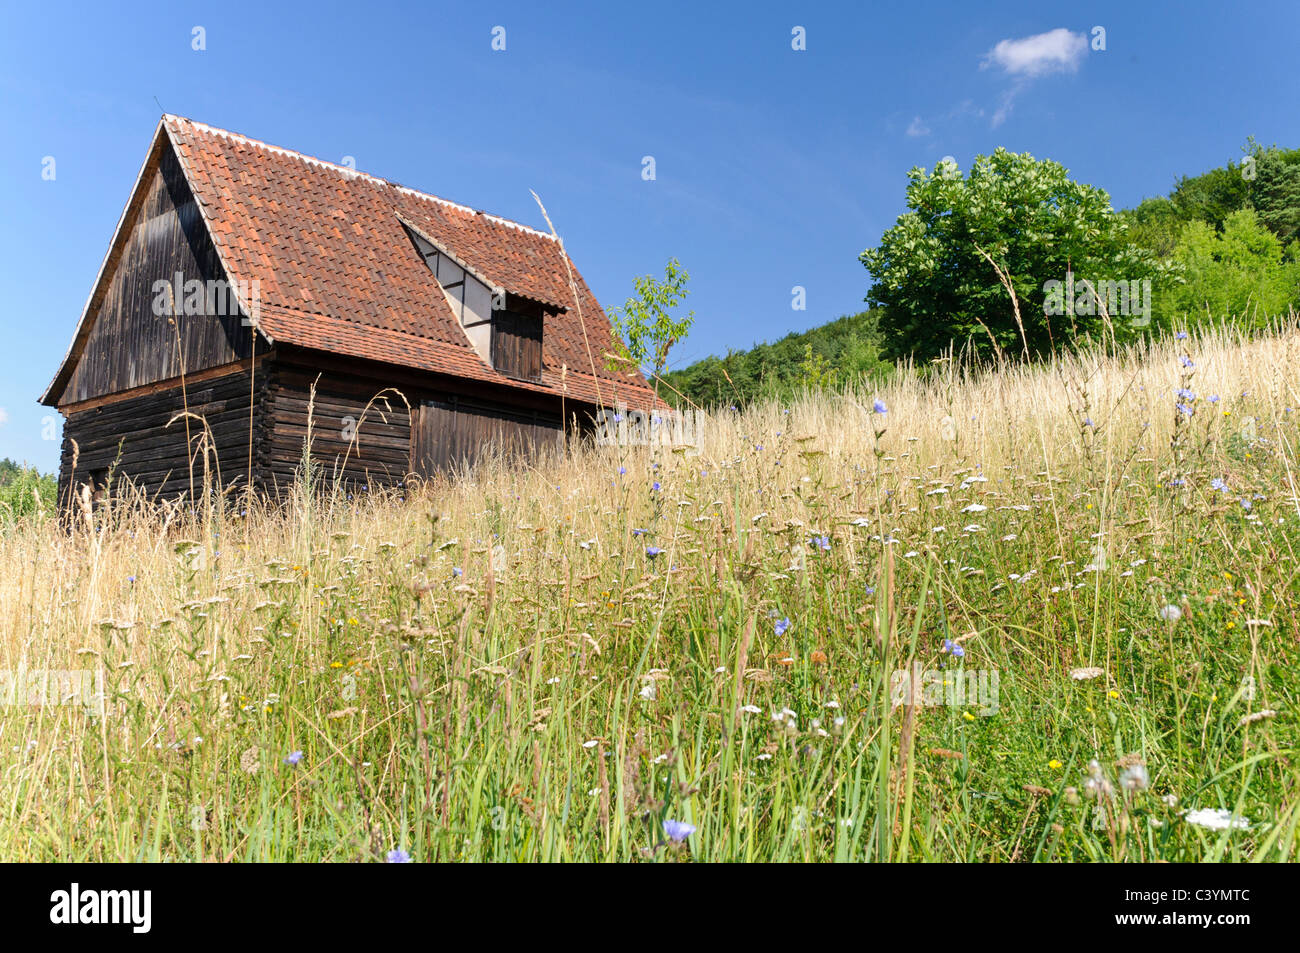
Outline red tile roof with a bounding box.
[65,116,657,409]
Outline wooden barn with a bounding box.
[40,115,658,503]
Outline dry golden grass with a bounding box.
[1,321,1298,861]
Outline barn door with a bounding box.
[412,396,562,477]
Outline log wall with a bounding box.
[58,362,269,504]
[260,360,413,493]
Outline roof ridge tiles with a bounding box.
[163,114,559,241]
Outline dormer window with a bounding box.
[403,220,543,381]
[490,299,543,382]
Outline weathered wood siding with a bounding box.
[62,141,254,405]
[260,361,413,492]
[268,347,573,482]
[58,363,269,504]
[490,307,543,381]
[412,395,562,475]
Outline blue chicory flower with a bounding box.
[663,819,696,842]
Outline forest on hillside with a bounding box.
[662,142,1300,409]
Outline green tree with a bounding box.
[0,459,57,523]
[607,259,696,396]
[661,310,890,408]
[1251,145,1300,243]
[1168,161,1253,231]
[861,149,1163,362]
[1162,208,1300,326]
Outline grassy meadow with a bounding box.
[2,323,1299,862]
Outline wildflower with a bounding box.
[652,481,661,492]
[1210,477,1228,492]
[1208,394,1220,403]
[618,466,627,476]
[386,848,411,863]
[1176,330,1188,340]
[1240,498,1251,510]
[452,567,463,577]
[1180,356,1194,368]
[1159,604,1182,622]
[1082,759,1115,800]
[873,399,887,414]
[284,750,304,767]
[1184,808,1249,831]
[962,711,976,722]
[645,546,664,558]
[810,535,831,551]
[1070,667,1104,681]
[1048,759,1063,771]
[1177,403,1193,416]
[864,586,876,596]
[1107,690,1120,700]
[739,704,762,715]
[1176,388,1195,401]
[127,575,136,584]
[1120,763,1149,792]
[942,639,965,659]
[639,681,657,700]
[774,617,792,637]
[663,819,696,842]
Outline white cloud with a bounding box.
[991,89,1018,128]
[983,28,1088,78]
[980,29,1088,126]
[0,407,9,427]
[905,116,930,138]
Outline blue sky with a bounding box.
[3,0,1299,472]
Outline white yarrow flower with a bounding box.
[1184,808,1249,831]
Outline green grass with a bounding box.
[1,324,1298,861]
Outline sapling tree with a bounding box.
[608,258,696,399]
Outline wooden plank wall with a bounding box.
[261,361,413,493]
[490,308,543,381]
[412,395,562,475]
[62,141,254,404]
[58,364,269,504]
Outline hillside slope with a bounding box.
[1,321,1297,861]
